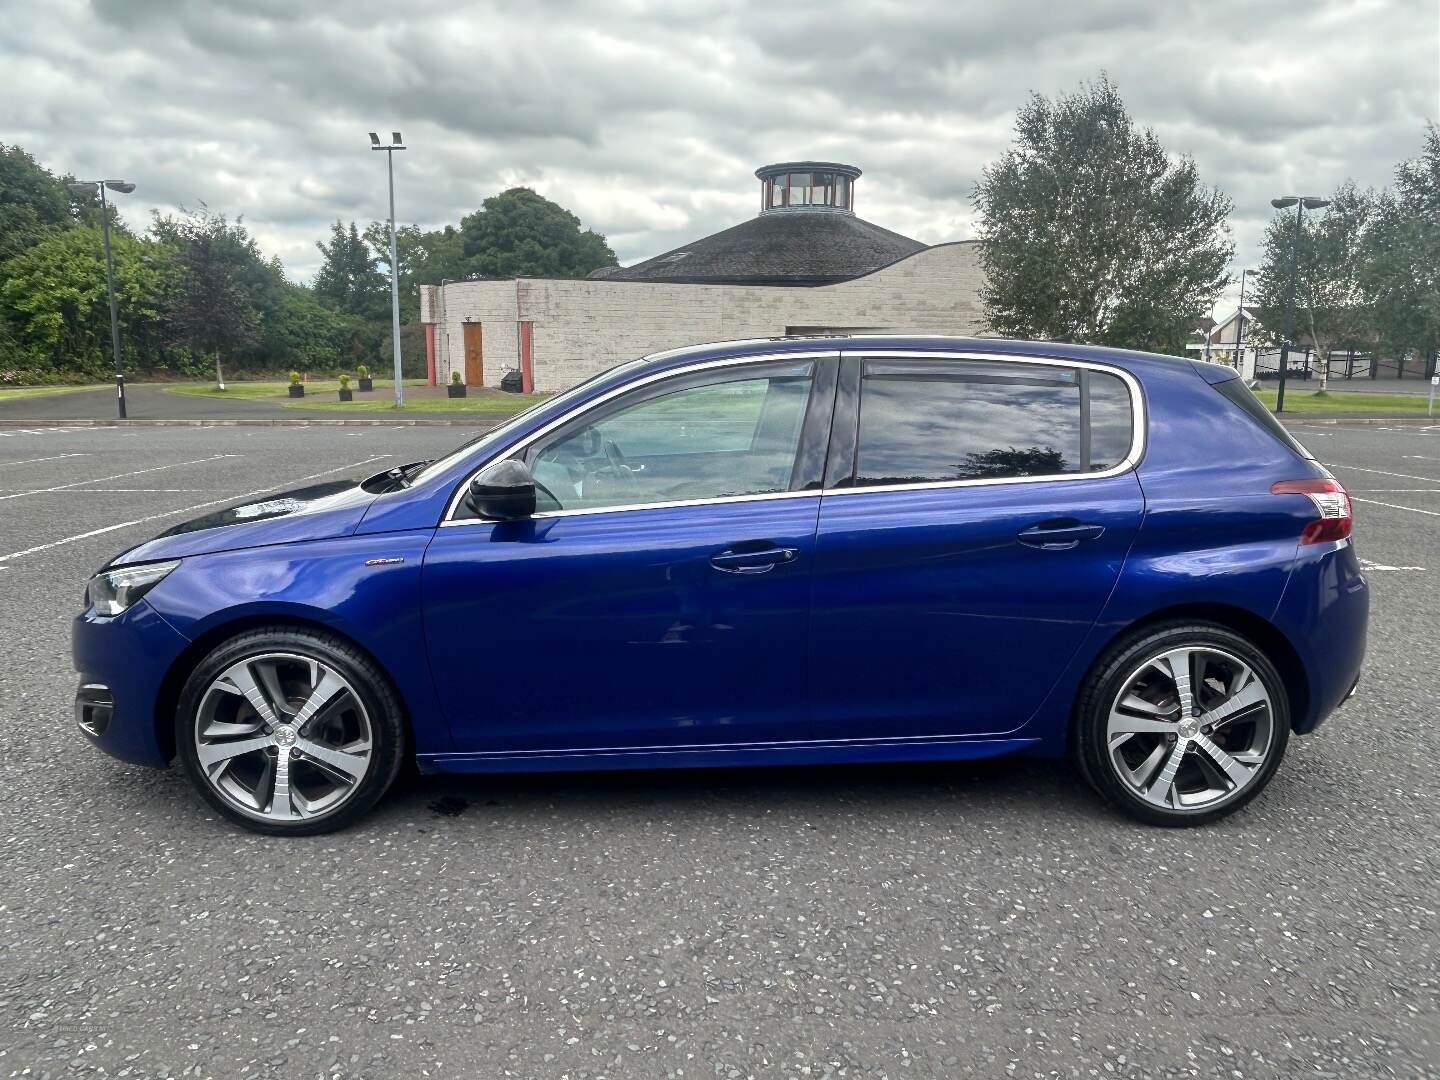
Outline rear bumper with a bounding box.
[1273,539,1369,734]
[71,601,191,767]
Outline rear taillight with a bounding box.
[1270,478,1352,544]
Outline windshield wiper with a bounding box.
[373,459,433,492]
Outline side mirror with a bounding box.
[466,459,536,521]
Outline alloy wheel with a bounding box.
[193,652,374,823]
[1105,645,1275,812]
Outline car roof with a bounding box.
[636,335,1223,383]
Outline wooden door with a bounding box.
[463,323,483,386]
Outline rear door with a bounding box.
[807,352,1145,741]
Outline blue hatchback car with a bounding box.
[73,337,1368,834]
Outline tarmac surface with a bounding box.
[0,422,1436,1078]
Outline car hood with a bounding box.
[108,478,379,567]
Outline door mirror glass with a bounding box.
[466,458,536,521]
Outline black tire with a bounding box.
[175,626,408,836]
[1073,621,1291,827]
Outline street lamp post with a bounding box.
[1269,196,1330,413]
[1234,268,1250,374]
[70,179,136,419]
[369,132,406,408]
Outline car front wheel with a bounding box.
[175,627,407,835]
[1074,623,1291,826]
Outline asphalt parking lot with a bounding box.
[0,423,1437,1079]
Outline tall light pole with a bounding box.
[1269,196,1330,413]
[70,179,136,419]
[1234,267,1250,374]
[369,132,406,408]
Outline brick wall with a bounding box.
[428,241,987,391]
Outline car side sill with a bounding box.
[418,737,1040,775]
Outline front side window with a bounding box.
[528,364,814,512]
[849,360,1133,488]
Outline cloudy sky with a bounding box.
[4,0,1436,310]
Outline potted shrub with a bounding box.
[447,370,467,398]
[356,363,373,393]
[338,373,353,402]
[287,370,305,398]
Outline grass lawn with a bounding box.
[0,383,108,401]
[1250,387,1435,415]
[283,393,551,415]
[165,378,428,401]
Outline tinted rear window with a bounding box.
[850,360,1135,487]
[1212,378,1314,459]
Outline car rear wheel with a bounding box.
[1074,623,1290,826]
[175,627,407,835]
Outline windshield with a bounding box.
[409,358,650,487]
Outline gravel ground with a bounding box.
[0,423,1436,1079]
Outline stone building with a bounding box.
[418,162,986,392]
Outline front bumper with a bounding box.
[71,601,192,767]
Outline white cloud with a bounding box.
[2,0,1434,297]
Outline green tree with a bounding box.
[973,74,1234,354]
[157,207,264,388]
[360,221,476,322]
[0,225,170,378]
[408,224,467,286]
[1361,124,1440,374]
[0,144,101,266]
[314,220,386,320]
[259,283,354,373]
[458,188,616,279]
[1251,182,1376,392]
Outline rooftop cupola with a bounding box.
[756,161,861,214]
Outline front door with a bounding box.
[423,354,837,756]
[808,354,1145,740]
[463,322,483,386]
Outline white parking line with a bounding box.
[0,455,237,501]
[0,487,209,494]
[0,452,90,469]
[1359,558,1427,572]
[1326,464,1440,485]
[1351,497,1440,518]
[0,455,390,563]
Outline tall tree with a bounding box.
[458,188,617,279]
[1251,182,1376,392]
[0,225,170,376]
[314,220,386,320]
[158,207,264,388]
[0,144,101,266]
[1361,125,1440,375]
[973,74,1233,354]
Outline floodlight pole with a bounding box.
[72,180,133,418]
[1275,202,1304,414]
[1234,268,1249,373]
[1271,196,1329,413]
[371,133,407,408]
[99,184,127,418]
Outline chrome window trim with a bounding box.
[441,350,839,524]
[438,347,1145,526]
[825,349,1146,497]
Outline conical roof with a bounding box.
[592,162,926,286]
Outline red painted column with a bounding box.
[518,321,534,393]
[424,323,437,387]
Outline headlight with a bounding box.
[86,560,180,616]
